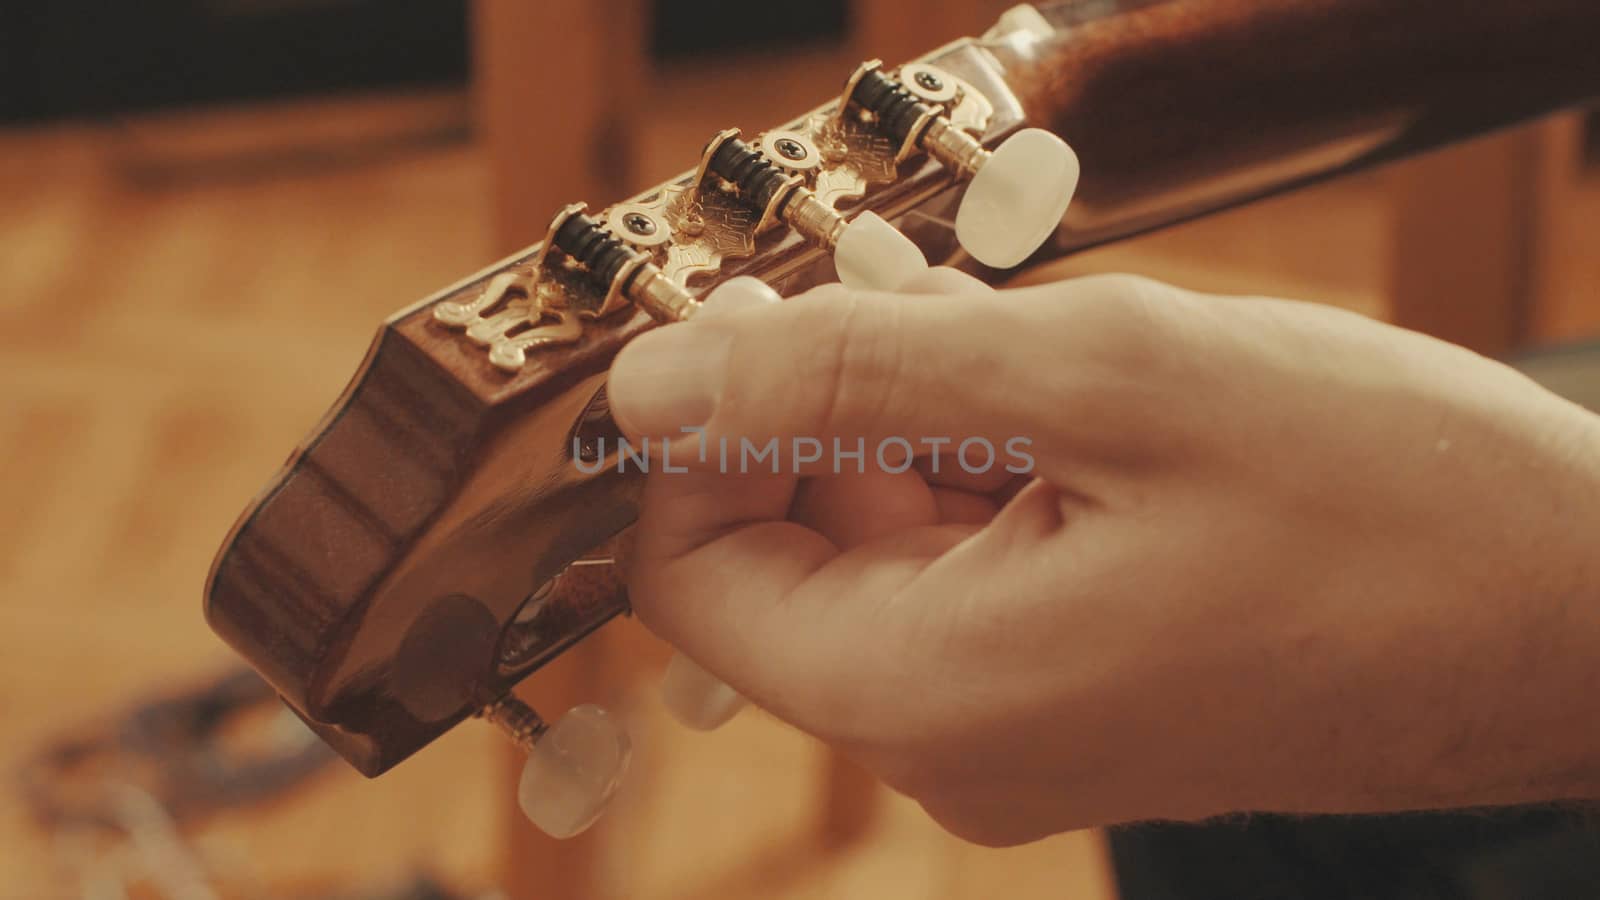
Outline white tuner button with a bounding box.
[986,4,1055,42]
[954,128,1080,269]
[834,211,929,292]
[517,705,631,839]
[660,652,746,731]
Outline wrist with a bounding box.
[1438,397,1600,807]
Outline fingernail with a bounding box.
[610,323,731,436]
[700,276,781,317]
[834,211,928,292]
[898,266,993,295]
[610,278,776,435]
[661,653,746,731]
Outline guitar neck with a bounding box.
[980,0,1600,263]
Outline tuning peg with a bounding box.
[833,211,930,291]
[690,132,932,292]
[840,64,1080,271]
[953,128,1079,269]
[483,696,631,839]
[660,652,746,731]
[985,4,1055,42]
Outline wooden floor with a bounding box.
[0,96,506,898]
[1,91,1594,899]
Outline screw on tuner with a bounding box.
[430,57,1080,373]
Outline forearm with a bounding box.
[1497,402,1600,801]
[1164,345,1600,821]
[1409,396,1600,811]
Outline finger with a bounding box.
[660,652,746,731]
[631,276,786,729]
[768,266,993,545]
[611,272,1200,486]
[899,266,993,295]
[699,275,782,316]
[777,265,998,531]
[643,485,1070,741]
[632,518,976,729]
[642,487,1074,735]
[611,259,1036,490]
[930,486,1000,524]
[790,469,939,548]
[777,265,973,545]
[624,275,794,556]
[614,276,783,430]
[608,285,1034,464]
[641,269,990,730]
[665,268,994,479]
[914,453,1028,493]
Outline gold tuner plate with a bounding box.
[429,53,996,372]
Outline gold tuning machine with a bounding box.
[432,53,1067,371]
[695,128,847,253]
[544,204,702,323]
[690,127,931,291]
[432,201,701,367]
[839,59,1080,269]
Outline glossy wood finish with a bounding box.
[1388,128,1543,357]
[1015,0,1600,265]
[202,32,1014,778]
[205,0,1600,777]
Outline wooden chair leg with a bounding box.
[500,638,615,900]
[476,3,647,897]
[1525,113,1594,341]
[852,0,1015,66]
[817,749,880,848]
[1386,123,1549,356]
[474,0,646,255]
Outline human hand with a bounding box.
[606,270,1600,846]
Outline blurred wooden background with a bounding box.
[2,1,1597,897]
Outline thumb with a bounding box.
[608,279,1039,469]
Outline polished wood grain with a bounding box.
[1022,0,1600,261]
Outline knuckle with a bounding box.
[917,794,1037,848]
[874,754,950,802]
[1068,273,1190,367]
[1012,273,1212,458]
[620,556,684,640]
[770,291,908,438]
[1045,273,1214,420]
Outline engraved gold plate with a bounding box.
[655,184,758,283]
[805,114,899,208]
[940,70,996,136]
[430,56,995,373]
[433,269,586,372]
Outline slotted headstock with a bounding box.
[204,27,1041,780]
[206,0,1600,834]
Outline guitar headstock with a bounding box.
[207,0,1600,837]
[204,6,1075,836]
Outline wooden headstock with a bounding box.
[206,0,1599,789]
[204,27,1039,779]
